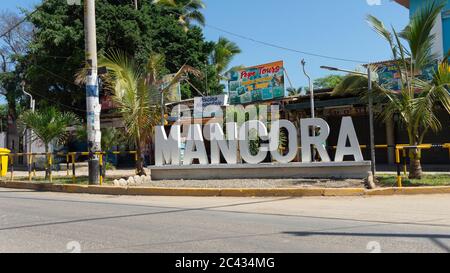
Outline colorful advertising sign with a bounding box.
[193,95,229,118]
[376,62,438,92]
[228,61,285,104]
[376,64,402,91]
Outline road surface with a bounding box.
[0,187,450,253]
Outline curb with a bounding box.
[2,180,450,197]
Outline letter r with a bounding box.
[300,118,331,163]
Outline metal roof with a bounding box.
[394,0,410,9]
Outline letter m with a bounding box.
[155,125,181,166]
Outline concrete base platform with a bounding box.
[149,161,372,181]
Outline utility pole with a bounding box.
[320,65,377,179]
[367,66,376,176]
[84,0,101,185]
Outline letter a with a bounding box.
[335,117,364,162]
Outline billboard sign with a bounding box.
[376,61,438,91]
[228,61,285,104]
[194,95,229,118]
[376,64,402,91]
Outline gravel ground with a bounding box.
[139,178,366,188]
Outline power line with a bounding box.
[204,24,368,64]
[29,64,87,112]
[0,8,40,39]
[3,2,368,66]
[33,64,81,87]
[164,7,369,64]
[30,90,87,113]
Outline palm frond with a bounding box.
[18,107,80,149]
[184,10,205,26]
[212,37,241,75]
[153,0,206,29]
[367,15,398,59]
[152,0,177,7]
[145,53,166,86]
[332,74,368,96]
[400,0,445,70]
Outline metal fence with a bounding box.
[395,144,450,187]
[0,151,138,185]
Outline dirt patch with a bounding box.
[140,178,365,189]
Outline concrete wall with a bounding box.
[443,10,450,55]
[150,162,372,181]
[324,115,389,164]
[409,0,449,57]
[394,108,450,164]
[314,110,449,165]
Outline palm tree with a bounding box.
[333,0,450,179]
[99,51,158,175]
[153,0,206,31]
[209,37,242,94]
[287,87,303,97]
[98,50,201,175]
[18,107,80,179]
[211,37,242,76]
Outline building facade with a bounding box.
[395,0,450,58]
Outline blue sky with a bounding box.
[1,0,409,89]
[202,0,409,88]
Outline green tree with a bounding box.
[18,107,80,179]
[75,125,123,153]
[98,50,200,175]
[23,0,214,111]
[0,10,32,152]
[314,75,344,89]
[334,0,450,179]
[211,37,241,76]
[153,0,206,31]
[287,87,303,96]
[208,37,241,95]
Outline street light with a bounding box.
[21,81,35,113]
[301,59,317,162]
[320,65,376,177]
[301,59,315,119]
[21,81,35,174]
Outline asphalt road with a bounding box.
[1,187,450,253]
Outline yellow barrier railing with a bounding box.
[1,144,449,187]
[395,143,450,188]
[0,151,138,184]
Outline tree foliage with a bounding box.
[153,0,206,31]
[313,75,344,90]
[333,0,450,179]
[206,37,241,96]
[97,50,200,174]
[0,10,34,151]
[18,106,80,150]
[23,0,216,112]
